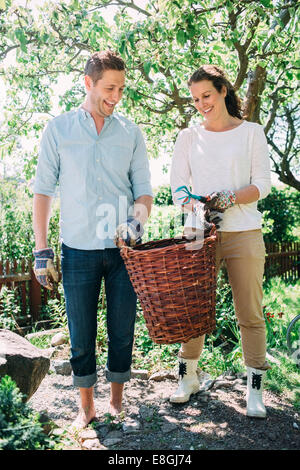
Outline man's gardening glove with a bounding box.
[204,189,236,213]
[33,248,59,290]
[114,217,144,248]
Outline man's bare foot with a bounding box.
[108,402,124,417]
[70,406,96,431]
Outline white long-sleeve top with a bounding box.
[170,120,271,232]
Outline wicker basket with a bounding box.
[120,230,217,345]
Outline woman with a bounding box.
[170,65,271,418]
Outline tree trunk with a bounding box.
[243,65,267,123]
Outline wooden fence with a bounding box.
[0,257,61,330]
[264,241,300,282]
[0,242,299,328]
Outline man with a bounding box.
[33,50,153,429]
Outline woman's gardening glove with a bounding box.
[33,248,59,290]
[193,202,223,235]
[114,217,144,248]
[204,189,236,213]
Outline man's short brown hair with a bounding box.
[84,50,125,84]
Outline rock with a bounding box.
[122,418,141,434]
[293,422,299,430]
[233,383,246,393]
[82,438,105,450]
[26,328,62,341]
[80,429,99,440]
[139,405,155,421]
[131,369,149,380]
[219,422,228,429]
[105,430,123,440]
[199,377,215,391]
[214,380,232,390]
[50,360,72,376]
[0,329,50,401]
[51,332,68,347]
[161,422,177,433]
[51,428,66,437]
[235,378,246,385]
[103,437,123,447]
[42,347,56,359]
[149,370,177,381]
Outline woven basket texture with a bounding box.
[120,233,217,344]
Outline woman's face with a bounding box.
[189,79,227,122]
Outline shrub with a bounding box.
[0,287,22,330]
[258,186,300,243]
[153,185,173,206]
[0,375,58,450]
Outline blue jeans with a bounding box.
[61,243,137,388]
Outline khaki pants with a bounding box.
[179,230,270,370]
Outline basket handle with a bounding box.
[118,239,134,258]
[209,225,217,238]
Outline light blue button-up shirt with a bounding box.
[33,108,153,250]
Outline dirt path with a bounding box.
[29,364,300,451]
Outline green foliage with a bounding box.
[0,0,299,189]
[144,205,184,242]
[258,186,300,243]
[0,286,22,330]
[46,283,68,331]
[0,180,61,260]
[0,375,58,450]
[153,185,173,206]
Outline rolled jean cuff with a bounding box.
[105,366,131,384]
[72,371,97,388]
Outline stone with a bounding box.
[81,438,104,450]
[161,422,177,433]
[139,405,155,421]
[105,430,123,440]
[51,332,68,347]
[214,380,233,389]
[42,347,56,359]
[50,359,72,376]
[51,428,66,437]
[122,418,141,434]
[0,329,50,401]
[149,370,177,381]
[131,369,149,380]
[26,328,62,341]
[80,429,99,440]
[199,377,215,391]
[103,437,123,447]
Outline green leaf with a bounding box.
[143,61,152,76]
[176,29,186,46]
[259,0,272,7]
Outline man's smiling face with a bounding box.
[85,69,126,118]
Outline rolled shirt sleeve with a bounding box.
[250,124,271,200]
[33,121,60,196]
[129,126,153,200]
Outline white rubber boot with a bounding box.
[170,358,200,403]
[246,367,267,418]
